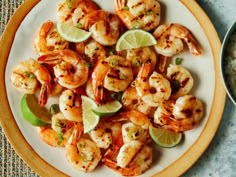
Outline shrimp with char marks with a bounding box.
[135,62,171,107]
[10,58,51,106]
[74,39,107,67]
[112,110,151,129]
[122,122,150,144]
[57,0,99,28]
[166,64,194,99]
[126,47,157,76]
[38,49,89,89]
[66,128,101,172]
[39,112,80,147]
[153,23,201,57]
[59,89,83,122]
[84,10,123,46]
[92,55,133,104]
[103,140,152,176]
[115,0,161,31]
[154,95,204,132]
[34,20,69,55]
[89,120,112,149]
[122,86,152,115]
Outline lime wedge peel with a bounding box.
[92,100,122,117]
[81,96,123,133]
[57,23,92,43]
[20,94,51,126]
[116,29,157,51]
[149,126,183,148]
[81,96,100,133]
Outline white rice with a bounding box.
[224,32,236,97]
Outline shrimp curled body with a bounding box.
[38,49,89,89]
[153,23,201,57]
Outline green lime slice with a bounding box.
[20,94,51,126]
[81,96,100,133]
[92,100,122,117]
[149,126,182,148]
[115,29,157,51]
[57,23,92,43]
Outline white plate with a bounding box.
[0,0,226,176]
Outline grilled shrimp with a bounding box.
[103,140,152,176]
[74,39,107,67]
[122,122,149,144]
[126,47,157,76]
[112,110,151,129]
[89,121,112,149]
[59,89,82,122]
[38,49,89,89]
[34,20,69,55]
[84,10,123,46]
[10,59,51,106]
[121,86,152,115]
[92,55,133,104]
[135,62,171,107]
[153,23,201,57]
[57,0,99,27]
[115,0,161,31]
[66,129,101,172]
[166,64,194,99]
[39,113,80,147]
[154,95,204,132]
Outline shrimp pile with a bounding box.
[10,0,205,176]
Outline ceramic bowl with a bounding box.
[221,21,236,105]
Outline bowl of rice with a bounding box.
[221,20,236,105]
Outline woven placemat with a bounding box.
[0,0,38,176]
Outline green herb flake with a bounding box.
[49,104,60,116]
[79,152,94,162]
[66,0,72,9]
[175,57,183,65]
[132,21,141,29]
[86,61,92,68]
[109,50,114,56]
[132,57,141,67]
[123,6,129,10]
[120,73,127,80]
[23,71,36,78]
[111,92,123,102]
[145,10,154,16]
[76,22,83,29]
[109,58,118,67]
[56,126,63,144]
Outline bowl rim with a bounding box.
[0,0,226,177]
[220,20,236,105]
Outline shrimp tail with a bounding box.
[184,34,202,56]
[68,123,84,145]
[136,62,151,96]
[93,80,104,105]
[39,84,50,106]
[103,158,142,176]
[34,20,54,54]
[157,55,169,73]
[38,52,62,65]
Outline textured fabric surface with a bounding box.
[0,1,39,176]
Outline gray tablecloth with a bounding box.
[0,1,38,176]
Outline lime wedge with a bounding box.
[92,100,122,117]
[81,96,100,133]
[57,23,92,43]
[149,126,182,148]
[116,29,157,51]
[20,94,51,126]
